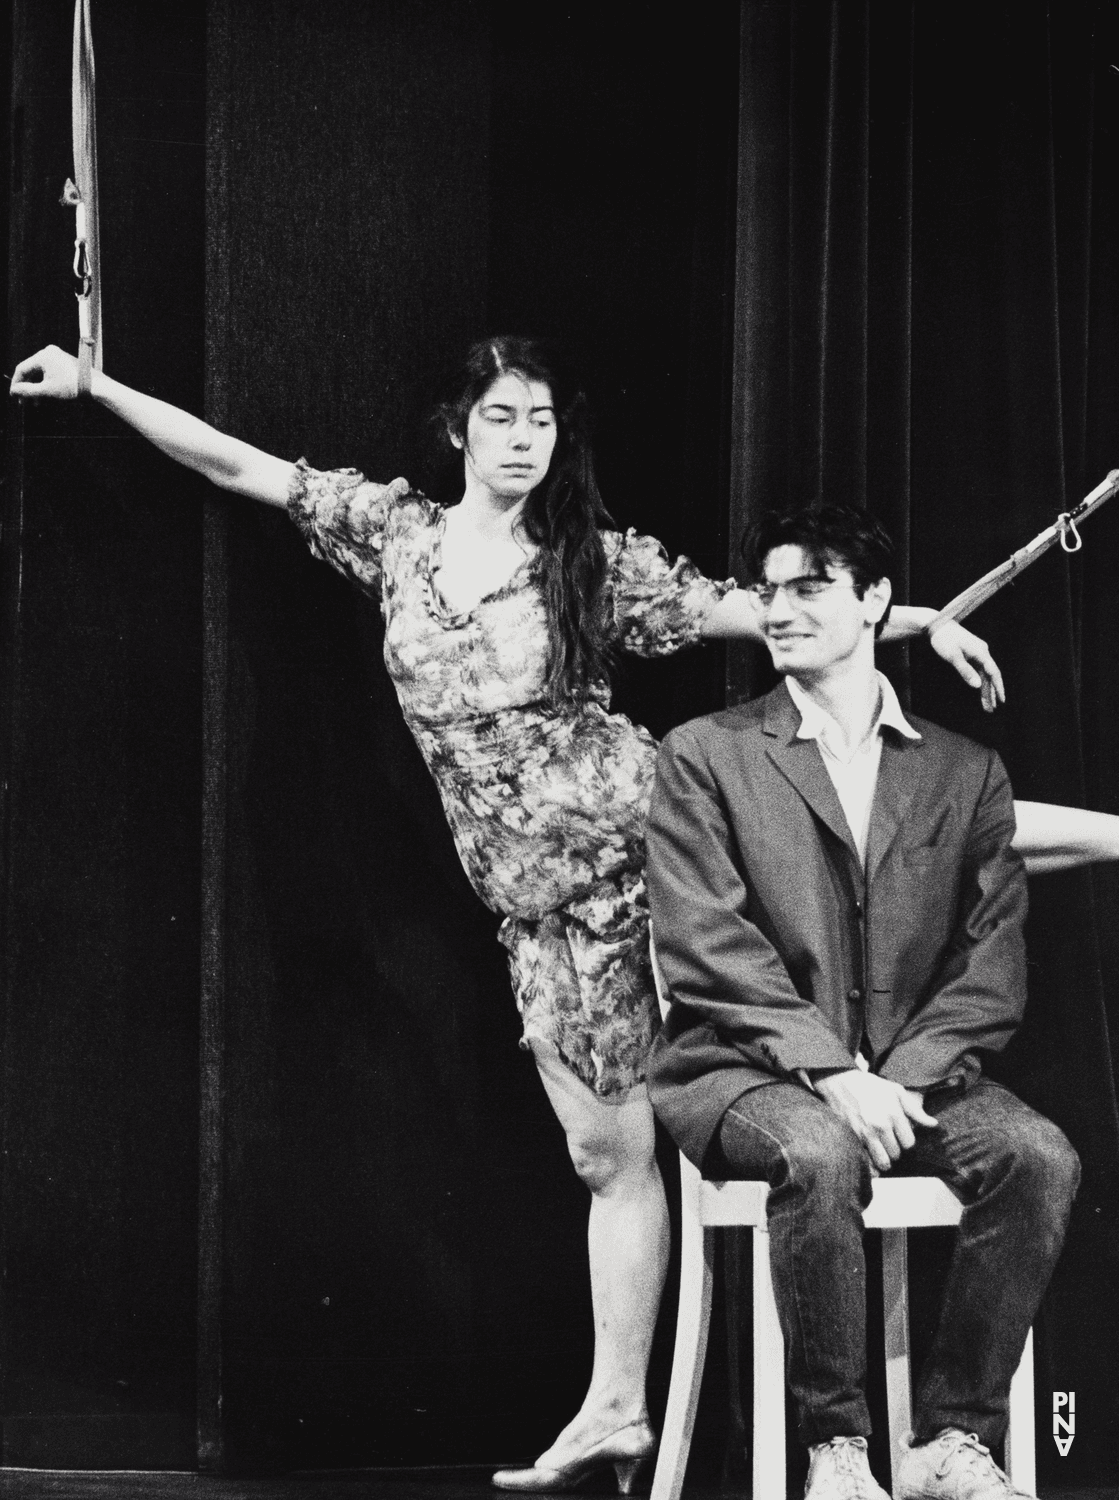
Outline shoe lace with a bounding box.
[933,1432,1027,1497]
[825,1436,878,1500]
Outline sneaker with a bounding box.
[805,1436,890,1500]
[895,1429,1035,1500]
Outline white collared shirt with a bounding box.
[785,672,922,868]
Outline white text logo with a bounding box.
[1053,1392,1075,1456]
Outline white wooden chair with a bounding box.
[650,957,1035,1500]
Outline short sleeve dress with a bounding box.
[288,462,735,1098]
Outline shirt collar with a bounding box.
[786,671,922,758]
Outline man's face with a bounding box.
[754,544,891,679]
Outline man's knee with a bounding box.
[720,1091,872,1207]
[1023,1117,1080,1203]
[783,1115,874,1206]
[994,1110,1081,1225]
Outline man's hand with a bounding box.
[927,619,1004,713]
[814,1070,938,1174]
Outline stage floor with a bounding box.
[0,1473,1114,1500]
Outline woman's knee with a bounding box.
[533,1043,658,1192]
[563,1107,656,1195]
[566,1134,619,1192]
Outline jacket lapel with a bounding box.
[762,687,861,866]
[864,731,922,884]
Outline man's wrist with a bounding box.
[799,1066,857,1096]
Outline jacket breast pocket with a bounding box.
[902,846,940,868]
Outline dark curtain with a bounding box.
[198,0,739,1473]
[3,0,741,1472]
[733,1,1119,1483]
[1,1,205,1468]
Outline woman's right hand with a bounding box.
[10,345,80,400]
[10,343,292,504]
[9,346,294,506]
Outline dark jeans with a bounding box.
[710,1077,1080,1448]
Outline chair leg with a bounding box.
[651,1217,716,1500]
[1005,1327,1035,1493]
[752,1222,786,1500]
[881,1227,912,1486]
[722,1229,750,1485]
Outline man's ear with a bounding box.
[865,576,892,626]
[448,427,464,452]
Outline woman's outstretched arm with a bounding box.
[1013,800,1119,875]
[9,345,294,508]
[700,590,1005,711]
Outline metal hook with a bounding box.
[1058,513,1083,553]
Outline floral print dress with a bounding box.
[288,462,734,1098]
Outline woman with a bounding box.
[10,337,1118,1493]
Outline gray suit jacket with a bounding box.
[646,682,1028,1167]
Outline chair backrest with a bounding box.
[650,933,672,1023]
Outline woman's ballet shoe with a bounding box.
[492,1419,656,1493]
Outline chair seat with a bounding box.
[693,1173,963,1228]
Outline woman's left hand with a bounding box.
[927,620,1004,712]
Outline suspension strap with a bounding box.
[925,468,1119,633]
[63,0,101,394]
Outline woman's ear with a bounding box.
[448,426,463,452]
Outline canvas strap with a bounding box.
[66,0,101,395]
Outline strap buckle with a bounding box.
[1057,513,1083,554]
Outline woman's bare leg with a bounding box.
[1013,799,1119,875]
[528,1046,669,1467]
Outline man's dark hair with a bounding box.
[741,505,895,594]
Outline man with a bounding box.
[646,506,1079,1500]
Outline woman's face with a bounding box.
[453,372,557,502]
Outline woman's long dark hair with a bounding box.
[434,337,615,706]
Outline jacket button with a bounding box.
[847,987,862,1002]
